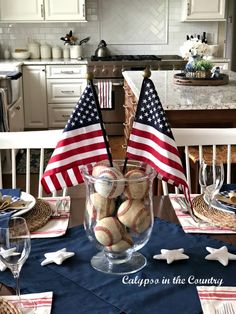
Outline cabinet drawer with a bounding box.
[46,65,87,78]
[47,79,86,103]
[48,104,74,128]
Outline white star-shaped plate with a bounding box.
[41,248,75,266]
[153,248,189,264]
[205,246,236,266]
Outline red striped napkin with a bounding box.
[98,80,112,109]
[197,286,236,314]
[30,196,71,238]
[3,291,53,313]
[169,194,236,234]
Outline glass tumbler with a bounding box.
[81,160,156,275]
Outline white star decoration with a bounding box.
[41,248,75,266]
[153,248,189,264]
[205,246,236,266]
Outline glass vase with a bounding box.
[81,160,156,275]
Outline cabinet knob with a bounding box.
[15,106,21,110]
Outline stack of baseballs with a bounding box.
[86,161,152,253]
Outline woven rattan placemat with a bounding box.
[0,299,21,314]
[22,199,52,232]
[192,195,236,230]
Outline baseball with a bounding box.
[94,217,124,246]
[124,168,149,199]
[94,167,125,198]
[86,193,115,220]
[106,233,133,253]
[92,160,121,177]
[117,199,151,233]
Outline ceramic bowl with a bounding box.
[11,51,30,60]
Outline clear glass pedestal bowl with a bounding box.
[81,160,156,275]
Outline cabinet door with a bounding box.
[44,0,86,21]
[23,66,48,129]
[182,0,226,21]
[0,0,44,21]
[8,97,24,132]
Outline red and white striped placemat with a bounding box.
[3,291,53,314]
[197,286,236,314]
[30,196,71,238]
[169,194,236,234]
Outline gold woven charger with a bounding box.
[21,199,52,232]
[192,195,236,230]
[0,299,21,314]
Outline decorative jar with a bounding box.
[81,160,156,275]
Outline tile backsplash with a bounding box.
[0,0,221,59]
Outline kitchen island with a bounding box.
[122,70,236,145]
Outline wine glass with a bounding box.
[0,217,35,313]
[199,159,224,207]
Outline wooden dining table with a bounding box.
[1,194,236,300]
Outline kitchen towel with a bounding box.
[2,291,53,314]
[97,80,112,109]
[197,286,236,314]
[169,194,236,234]
[30,196,71,238]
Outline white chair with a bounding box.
[162,128,236,195]
[0,129,66,197]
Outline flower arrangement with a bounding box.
[180,40,210,60]
[180,39,213,78]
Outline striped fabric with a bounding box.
[169,194,236,234]
[3,291,53,313]
[41,83,109,194]
[98,80,112,109]
[126,77,191,203]
[30,196,71,238]
[197,286,236,313]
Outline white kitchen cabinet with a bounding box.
[46,64,87,128]
[44,0,86,21]
[0,0,86,22]
[23,65,48,129]
[8,97,24,132]
[182,0,226,21]
[0,0,44,21]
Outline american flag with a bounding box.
[126,77,190,198]
[41,83,109,194]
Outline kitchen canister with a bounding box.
[28,42,40,59]
[40,44,51,59]
[52,46,62,59]
[63,46,70,59]
[70,45,82,59]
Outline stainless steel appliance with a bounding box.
[88,54,186,135]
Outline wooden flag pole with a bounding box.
[122,68,152,174]
[86,72,113,167]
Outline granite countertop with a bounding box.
[123,70,236,110]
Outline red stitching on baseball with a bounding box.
[117,199,132,217]
[132,206,148,232]
[113,217,124,236]
[99,169,119,198]
[94,226,113,246]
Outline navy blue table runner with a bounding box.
[0,218,236,314]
